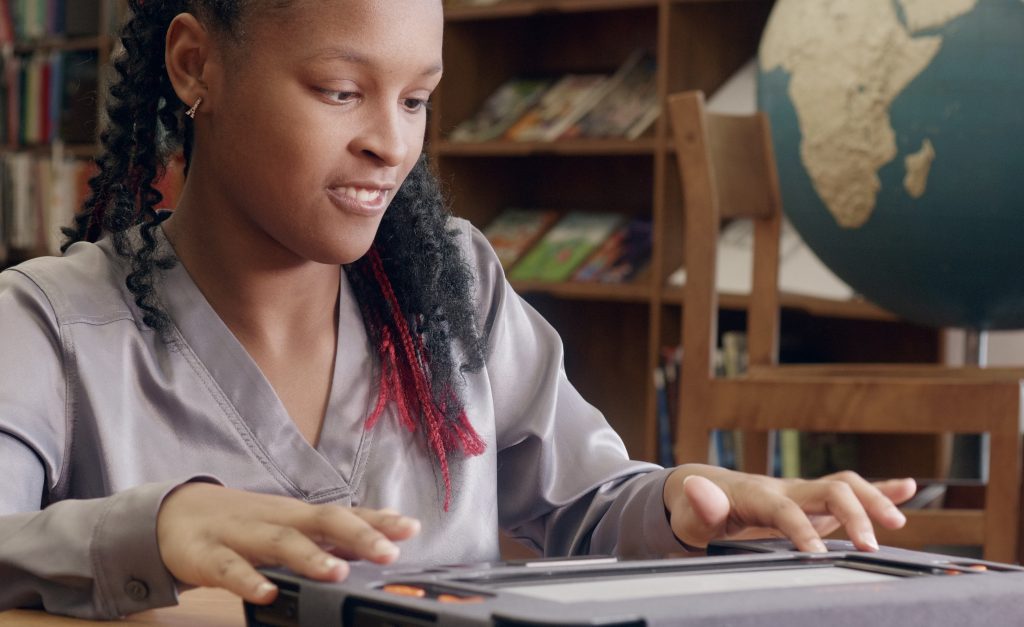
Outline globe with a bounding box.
[757,0,1024,330]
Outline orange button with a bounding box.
[438,594,485,604]
[965,564,988,571]
[382,584,426,597]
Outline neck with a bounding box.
[162,180,341,351]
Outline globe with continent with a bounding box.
[758,0,1024,329]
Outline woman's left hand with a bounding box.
[662,464,917,553]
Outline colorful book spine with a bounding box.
[0,48,97,146]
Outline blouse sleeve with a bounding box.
[0,269,192,619]
[461,224,687,559]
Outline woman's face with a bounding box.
[197,0,444,265]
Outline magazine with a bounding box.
[572,216,652,282]
[507,211,625,282]
[562,51,659,140]
[504,74,610,142]
[449,78,553,143]
[482,208,560,270]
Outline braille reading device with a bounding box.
[244,539,1024,627]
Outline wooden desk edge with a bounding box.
[0,588,244,626]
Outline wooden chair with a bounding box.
[666,90,1024,563]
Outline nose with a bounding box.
[351,103,410,168]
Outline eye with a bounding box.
[402,98,431,113]
[317,88,360,105]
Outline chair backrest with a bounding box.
[667,90,784,382]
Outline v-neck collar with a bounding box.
[153,225,376,504]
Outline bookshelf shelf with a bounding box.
[11,34,111,53]
[1,142,99,157]
[434,138,658,157]
[445,0,659,21]
[512,279,653,303]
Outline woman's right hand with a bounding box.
[156,483,420,604]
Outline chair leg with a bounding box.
[985,431,1021,563]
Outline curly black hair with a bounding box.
[62,0,487,506]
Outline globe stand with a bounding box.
[949,328,988,481]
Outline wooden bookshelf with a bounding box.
[430,0,943,465]
[0,1,122,266]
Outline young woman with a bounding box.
[0,0,915,619]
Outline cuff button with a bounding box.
[125,579,150,602]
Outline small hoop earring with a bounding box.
[185,96,203,119]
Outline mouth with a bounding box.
[326,185,391,217]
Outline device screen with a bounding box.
[502,565,899,603]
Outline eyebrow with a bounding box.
[305,47,443,77]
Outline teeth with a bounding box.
[340,186,383,202]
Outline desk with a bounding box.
[0,589,244,626]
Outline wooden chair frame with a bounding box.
[667,90,1024,563]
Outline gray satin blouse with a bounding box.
[0,219,682,619]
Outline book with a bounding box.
[482,208,560,271]
[561,51,659,140]
[507,211,624,282]
[572,216,651,283]
[503,74,610,142]
[449,78,552,143]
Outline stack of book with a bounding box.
[482,208,652,284]
[0,151,184,264]
[1,49,99,146]
[450,50,658,143]
[0,150,94,260]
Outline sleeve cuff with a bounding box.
[91,475,222,617]
[641,468,694,557]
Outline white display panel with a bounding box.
[505,566,899,603]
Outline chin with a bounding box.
[303,236,377,266]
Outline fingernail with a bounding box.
[810,540,828,553]
[373,538,399,558]
[393,516,417,529]
[255,581,277,597]
[861,532,880,551]
[890,507,907,525]
[321,555,342,572]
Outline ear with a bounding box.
[165,13,216,113]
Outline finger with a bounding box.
[825,471,911,530]
[290,504,407,564]
[194,544,280,605]
[758,493,828,553]
[670,475,732,548]
[794,479,879,551]
[873,477,918,509]
[349,507,422,541]
[229,521,351,582]
[807,514,842,537]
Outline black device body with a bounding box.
[244,539,1024,627]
